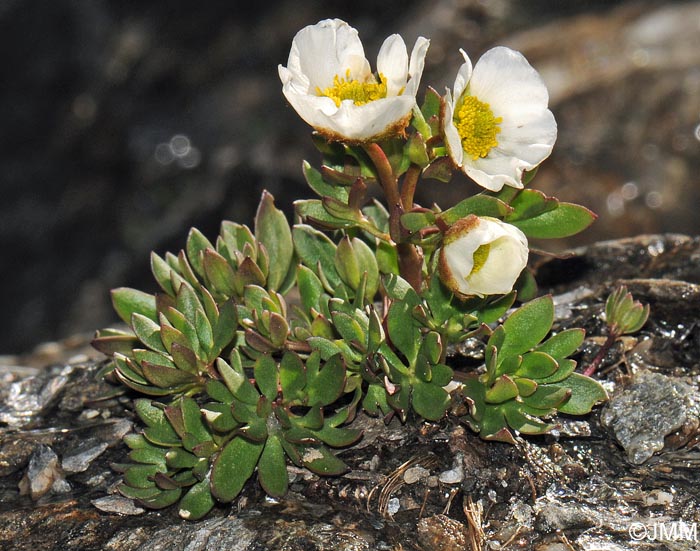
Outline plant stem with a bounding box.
[363,143,401,212]
[363,143,424,292]
[401,164,421,211]
[582,330,619,377]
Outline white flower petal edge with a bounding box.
[438,215,528,297]
[279,19,429,142]
[443,46,557,191]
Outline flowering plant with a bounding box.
[93,19,606,519]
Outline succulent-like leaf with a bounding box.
[112,288,157,325]
[500,295,554,359]
[210,436,264,503]
[511,203,597,239]
[300,445,348,476]
[292,224,342,288]
[438,195,512,225]
[178,478,215,520]
[186,228,215,279]
[255,191,294,291]
[257,434,289,497]
[412,381,450,420]
[307,354,345,406]
[254,355,279,401]
[536,328,585,360]
[547,373,608,415]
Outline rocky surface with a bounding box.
[1,234,699,550]
[2,0,699,354]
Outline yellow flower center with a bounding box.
[317,69,388,107]
[454,95,502,160]
[470,244,490,275]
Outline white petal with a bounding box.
[465,155,528,191]
[404,37,430,96]
[377,34,408,96]
[452,50,473,102]
[287,19,369,90]
[442,89,464,167]
[497,109,557,165]
[469,47,549,119]
[467,235,527,295]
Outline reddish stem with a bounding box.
[583,330,619,377]
[401,164,421,211]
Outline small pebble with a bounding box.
[403,466,429,484]
[92,495,145,515]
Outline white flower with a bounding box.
[443,47,557,191]
[438,215,528,297]
[279,19,429,142]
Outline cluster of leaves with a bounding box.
[93,90,606,520]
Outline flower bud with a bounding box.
[438,215,528,297]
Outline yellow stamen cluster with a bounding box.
[317,69,388,107]
[470,243,491,275]
[454,95,502,160]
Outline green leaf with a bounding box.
[303,161,349,201]
[500,295,554,359]
[255,190,294,291]
[123,463,165,489]
[412,382,449,420]
[217,356,259,406]
[306,354,345,407]
[536,358,577,384]
[387,299,421,365]
[401,212,435,233]
[514,377,538,397]
[112,288,157,325]
[510,203,597,239]
[195,309,214,355]
[186,228,214,279]
[536,328,585,360]
[212,299,238,353]
[300,446,348,476]
[254,355,279,401]
[485,375,519,404]
[150,253,176,296]
[438,195,512,225]
[297,265,324,313]
[514,352,559,380]
[139,488,182,510]
[178,479,215,521]
[550,373,608,415]
[180,396,213,443]
[502,402,555,435]
[295,199,356,230]
[330,311,366,345]
[293,224,342,288]
[140,362,198,389]
[165,448,199,469]
[362,383,390,416]
[203,249,237,298]
[128,446,167,466]
[476,292,516,325]
[521,385,571,409]
[420,87,441,122]
[504,189,558,222]
[480,407,516,444]
[210,436,264,502]
[130,314,166,354]
[257,434,289,497]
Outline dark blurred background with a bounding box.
[1,0,699,354]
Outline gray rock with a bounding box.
[601,370,695,464]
